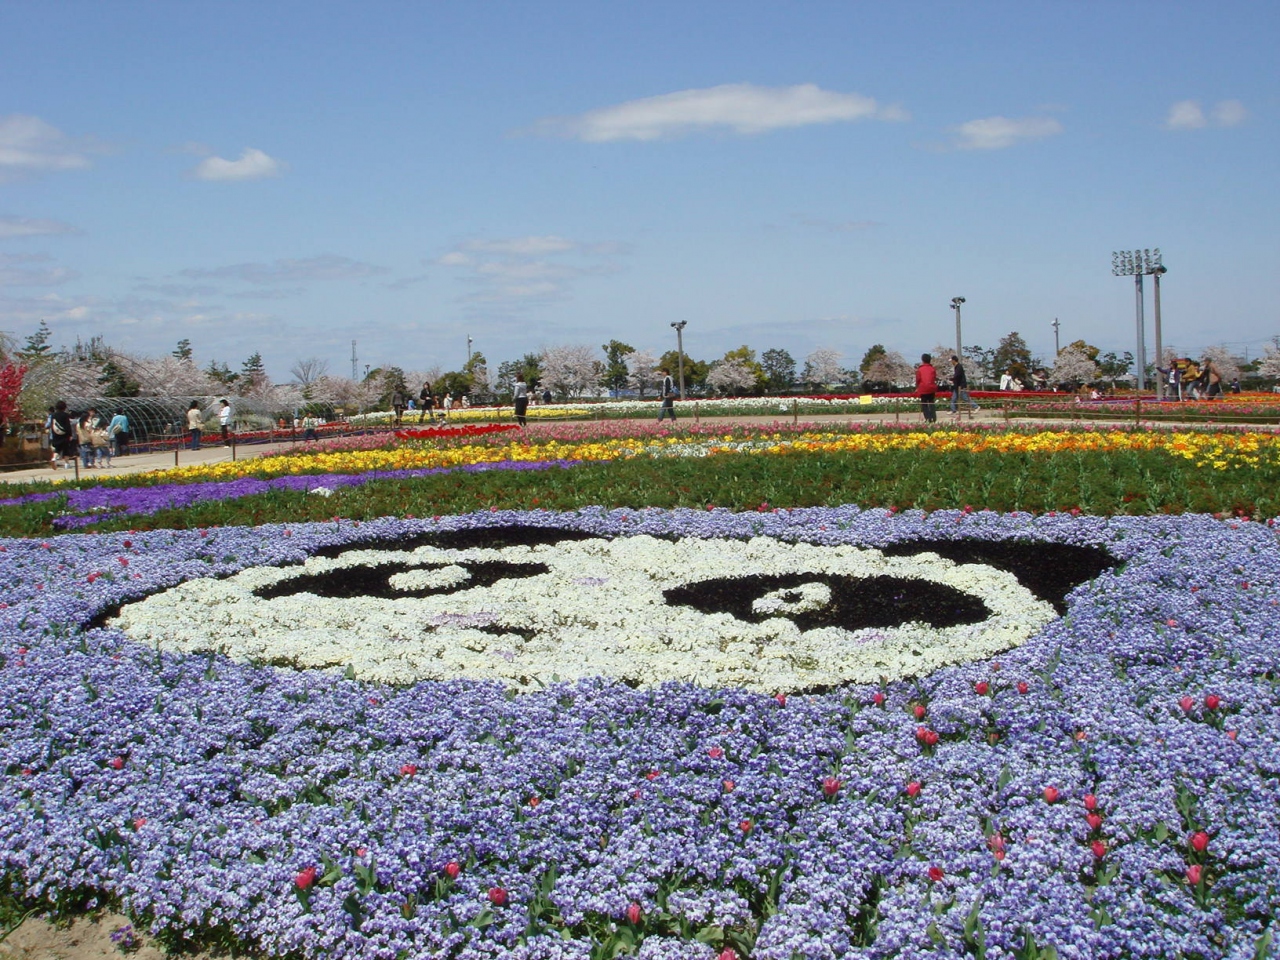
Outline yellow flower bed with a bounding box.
[156,429,1279,483]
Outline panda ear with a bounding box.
[309,524,601,560]
[880,539,1116,613]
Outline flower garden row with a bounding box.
[0,422,1278,958]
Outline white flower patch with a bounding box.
[109,536,1056,692]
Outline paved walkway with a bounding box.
[1,439,306,485]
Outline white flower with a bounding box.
[110,536,1055,692]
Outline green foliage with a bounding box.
[994,333,1033,383]
[658,350,708,392]
[760,347,796,394]
[17,320,54,364]
[172,339,193,362]
[859,344,887,376]
[602,340,635,394]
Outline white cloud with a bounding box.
[952,116,1063,150]
[436,235,623,306]
[1165,100,1207,130]
[533,83,907,142]
[0,215,79,238]
[191,147,284,181]
[1211,99,1247,127]
[180,254,385,284]
[0,253,78,286]
[1165,99,1247,130]
[0,115,93,178]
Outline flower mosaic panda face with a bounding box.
[108,526,1114,692]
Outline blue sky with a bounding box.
[1,0,1276,381]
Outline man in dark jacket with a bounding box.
[949,355,979,416]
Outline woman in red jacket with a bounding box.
[916,353,938,423]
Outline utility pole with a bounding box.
[1052,318,1060,358]
[351,340,358,381]
[670,321,688,399]
[951,298,965,362]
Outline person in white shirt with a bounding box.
[218,400,232,446]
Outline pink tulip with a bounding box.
[108,756,125,770]
[295,866,317,890]
[400,763,417,777]
[775,693,787,707]
[1204,694,1221,711]
[444,861,461,879]
[822,776,842,798]
[722,779,735,792]
[913,704,927,719]
[1179,696,1195,714]
[626,902,642,925]
[708,746,724,759]
[974,681,989,696]
[1043,786,1059,804]
[1091,840,1106,859]
[1186,864,1202,886]
[906,781,921,797]
[1190,831,1210,853]
[739,819,753,834]
[488,886,508,906]
[1086,813,1103,831]
[872,692,885,707]
[1083,794,1098,811]
[718,950,739,960]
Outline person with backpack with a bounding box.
[49,401,75,469]
[657,368,677,423]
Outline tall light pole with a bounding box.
[1051,318,1060,358]
[466,336,473,365]
[1112,248,1162,392]
[950,298,965,362]
[670,321,688,399]
[1152,265,1167,400]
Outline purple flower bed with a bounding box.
[0,460,578,529]
[1,507,1278,959]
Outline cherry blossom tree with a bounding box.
[1050,345,1099,387]
[540,344,602,399]
[801,348,844,389]
[705,358,756,396]
[626,350,660,399]
[862,350,913,389]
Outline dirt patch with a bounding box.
[0,912,213,960]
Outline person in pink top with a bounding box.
[915,353,938,423]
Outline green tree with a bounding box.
[173,339,194,362]
[18,320,54,363]
[993,332,1033,383]
[205,360,239,388]
[658,350,708,393]
[602,339,635,396]
[859,344,887,377]
[98,358,142,397]
[760,348,796,394]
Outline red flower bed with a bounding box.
[394,424,522,441]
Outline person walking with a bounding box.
[657,367,677,423]
[391,389,407,426]
[949,355,979,416]
[77,409,102,468]
[417,381,434,423]
[50,401,75,469]
[107,410,130,457]
[513,373,529,427]
[218,399,232,445]
[186,401,203,451]
[916,354,938,424]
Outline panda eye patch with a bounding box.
[664,573,990,631]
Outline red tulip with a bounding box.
[1083,794,1098,811]
[1186,864,1202,886]
[718,950,739,960]
[872,692,885,707]
[400,763,417,777]
[444,861,461,879]
[528,795,540,808]
[108,756,125,770]
[1042,786,1059,804]
[775,693,787,707]
[1179,696,1195,714]
[118,557,128,567]
[1086,813,1103,831]
[708,746,724,759]
[488,886,508,906]
[645,770,661,781]
[1091,840,1106,858]
[906,781,921,797]
[974,681,989,696]
[913,704,927,720]
[132,818,147,830]
[626,902,643,925]
[1227,730,1238,741]
[739,819,753,834]
[295,866,318,890]
[1204,694,1221,711]
[821,776,842,798]
[1190,831,1210,853]
[928,866,944,882]
[722,779,735,792]
[122,540,132,549]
